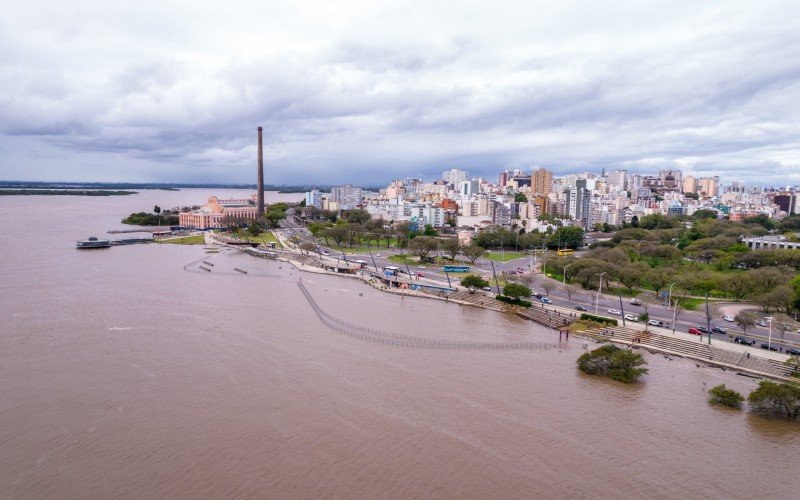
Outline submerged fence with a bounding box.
[182,256,282,278]
[298,281,560,350]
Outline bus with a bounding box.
[556,249,574,257]
[443,265,470,273]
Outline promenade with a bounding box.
[206,230,797,381]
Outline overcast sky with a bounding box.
[2,1,800,186]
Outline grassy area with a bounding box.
[484,251,527,262]
[158,234,205,245]
[680,298,703,311]
[254,231,282,248]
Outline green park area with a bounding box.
[158,234,205,245]
[484,250,527,262]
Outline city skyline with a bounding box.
[2,1,800,186]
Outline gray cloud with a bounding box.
[1,0,800,186]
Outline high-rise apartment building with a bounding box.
[330,184,363,209]
[565,179,591,227]
[531,168,553,195]
[443,169,469,184]
[698,176,720,197]
[683,176,697,194]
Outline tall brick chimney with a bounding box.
[257,126,265,216]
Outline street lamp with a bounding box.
[595,271,607,315]
[766,316,773,350]
[667,282,676,308]
[561,264,571,284]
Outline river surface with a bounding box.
[1,190,798,499]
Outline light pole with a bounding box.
[667,282,676,308]
[561,264,571,284]
[595,271,607,315]
[767,316,773,350]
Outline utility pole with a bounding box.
[490,260,502,295]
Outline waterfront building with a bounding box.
[178,196,259,229]
[305,189,322,209]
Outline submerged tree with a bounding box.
[577,344,648,383]
[708,384,744,409]
[747,381,800,419]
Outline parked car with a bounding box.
[541,297,552,304]
[575,305,587,311]
[418,265,426,269]
[648,319,664,327]
[607,308,621,315]
[734,337,755,345]
[624,314,638,322]
[688,328,702,335]
[533,292,542,299]
[482,286,492,292]
[417,272,425,277]
[711,326,727,334]
[723,315,735,322]
[696,326,709,334]
[756,320,768,327]
[785,348,800,356]
[630,298,642,306]
[760,343,779,352]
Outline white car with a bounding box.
[756,320,768,327]
[723,315,734,322]
[419,265,426,269]
[607,309,621,315]
[624,314,638,322]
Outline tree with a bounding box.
[342,209,371,224]
[462,245,486,264]
[708,384,744,409]
[299,241,316,255]
[757,285,794,313]
[646,268,673,297]
[247,222,262,237]
[409,236,438,261]
[514,193,528,203]
[503,282,532,300]
[734,312,756,334]
[631,215,639,227]
[549,226,584,249]
[747,380,800,419]
[440,238,460,260]
[322,225,348,247]
[460,274,489,293]
[422,224,437,236]
[541,279,555,297]
[693,209,718,220]
[563,283,578,301]
[153,205,161,214]
[577,344,648,383]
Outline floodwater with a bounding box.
[1,190,798,499]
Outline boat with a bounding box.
[76,236,111,249]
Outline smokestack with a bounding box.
[257,126,264,216]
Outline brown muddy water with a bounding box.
[1,191,798,499]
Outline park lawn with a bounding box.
[158,234,205,245]
[484,251,527,262]
[680,298,704,311]
[255,232,282,248]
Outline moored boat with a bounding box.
[76,236,111,249]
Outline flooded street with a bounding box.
[1,191,798,498]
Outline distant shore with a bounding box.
[0,189,137,196]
